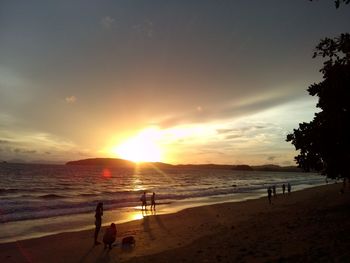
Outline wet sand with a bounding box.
[1,183,349,262]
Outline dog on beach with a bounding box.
[122,236,136,247]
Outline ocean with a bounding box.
[0,163,325,243]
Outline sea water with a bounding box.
[0,163,325,243]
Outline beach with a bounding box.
[1,183,349,262]
[0,164,325,244]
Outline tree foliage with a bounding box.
[310,0,350,9]
[286,34,350,179]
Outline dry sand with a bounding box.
[1,183,350,263]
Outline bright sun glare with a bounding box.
[112,129,162,163]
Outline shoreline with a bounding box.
[0,190,267,244]
[1,183,349,262]
[0,182,324,244]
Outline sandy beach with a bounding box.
[1,183,349,263]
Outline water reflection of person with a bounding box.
[94,202,103,245]
[142,207,148,217]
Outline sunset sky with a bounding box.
[0,1,349,165]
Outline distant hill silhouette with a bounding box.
[66,158,301,172]
[66,158,134,167]
[66,158,174,169]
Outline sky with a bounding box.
[0,0,349,165]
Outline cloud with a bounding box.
[156,91,301,128]
[12,148,37,154]
[77,151,91,157]
[65,96,77,103]
[216,129,234,134]
[14,148,21,153]
[23,150,37,154]
[225,134,243,140]
[217,126,262,136]
[100,16,115,28]
[267,156,276,161]
[132,19,154,38]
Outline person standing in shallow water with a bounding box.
[94,202,103,245]
[282,184,286,195]
[287,183,291,194]
[267,187,272,204]
[150,192,156,210]
[272,185,276,197]
[141,191,147,210]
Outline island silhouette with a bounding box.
[66,158,301,172]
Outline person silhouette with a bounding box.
[150,192,156,210]
[267,187,272,204]
[272,185,277,197]
[140,191,147,210]
[94,202,103,245]
[287,183,291,194]
[282,184,286,195]
[103,223,117,249]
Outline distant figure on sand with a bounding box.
[151,192,156,210]
[141,191,147,210]
[272,185,276,197]
[103,223,117,249]
[267,187,272,204]
[287,183,291,194]
[94,202,103,245]
[282,184,286,195]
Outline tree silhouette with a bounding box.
[286,33,350,179]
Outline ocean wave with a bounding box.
[0,187,80,195]
[38,194,67,199]
[0,185,266,222]
[0,164,325,224]
[79,193,97,197]
[0,188,20,194]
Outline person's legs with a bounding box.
[94,225,101,244]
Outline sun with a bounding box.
[112,129,162,163]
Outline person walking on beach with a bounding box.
[140,191,147,210]
[272,185,277,197]
[287,183,291,194]
[103,223,117,249]
[267,187,272,204]
[282,184,286,195]
[150,192,156,210]
[94,202,103,245]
